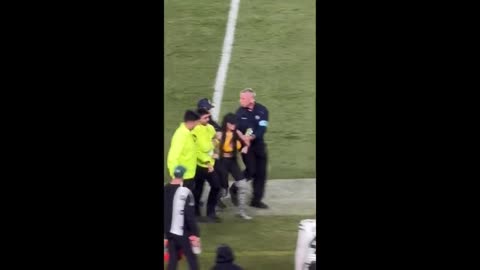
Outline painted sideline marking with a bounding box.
[211,0,241,121]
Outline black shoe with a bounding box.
[197,215,222,223]
[207,215,222,223]
[250,201,269,209]
[230,188,239,206]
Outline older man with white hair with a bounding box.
[229,88,270,209]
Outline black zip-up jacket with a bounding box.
[235,102,269,145]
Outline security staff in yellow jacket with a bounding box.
[167,110,201,191]
[191,108,222,223]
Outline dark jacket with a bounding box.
[211,245,243,270]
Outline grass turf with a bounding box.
[164,0,316,180]
[166,215,313,270]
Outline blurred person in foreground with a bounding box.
[164,165,201,270]
[211,244,243,270]
[230,88,270,209]
[295,219,316,270]
[167,110,200,191]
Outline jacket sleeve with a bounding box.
[193,127,214,165]
[196,147,212,164]
[252,107,269,141]
[185,191,199,237]
[167,131,185,177]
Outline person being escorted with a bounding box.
[164,165,201,270]
[230,88,270,209]
[192,108,222,223]
[217,113,253,220]
[167,110,200,191]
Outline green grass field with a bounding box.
[164,0,315,268]
[164,0,315,180]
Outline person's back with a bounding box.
[164,166,200,270]
[210,244,243,270]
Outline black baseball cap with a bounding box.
[197,98,214,110]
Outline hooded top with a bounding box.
[210,245,243,270]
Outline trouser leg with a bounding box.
[182,179,195,191]
[241,150,257,181]
[252,145,267,204]
[230,158,251,218]
[215,160,228,190]
[192,167,206,216]
[166,237,179,270]
[236,179,248,212]
[171,234,199,270]
[206,170,220,217]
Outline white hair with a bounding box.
[240,88,256,97]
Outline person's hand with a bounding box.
[189,235,201,247]
[212,153,219,159]
[216,132,222,140]
[207,164,214,173]
[241,146,249,154]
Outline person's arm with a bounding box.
[209,118,221,132]
[185,191,200,237]
[236,130,250,146]
[251,108,269,141]
[167,131,185,177]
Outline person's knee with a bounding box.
[246,166,256,177]
[236,179,248,190]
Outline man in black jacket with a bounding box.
[230,88,270,209]
[164,165,200,270]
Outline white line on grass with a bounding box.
[211,0,241,121]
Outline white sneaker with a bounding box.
[237,211,253,220]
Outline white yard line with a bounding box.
[211,0,241,121]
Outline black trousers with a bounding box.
[193,166,220,217]
[166,233,198,270]
[183,179,195,191]
[214,160,228,189]
[217,157,244,188]
[242,143,268,204]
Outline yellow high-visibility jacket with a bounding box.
[191,123,216,168]
[167,123,197,180]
